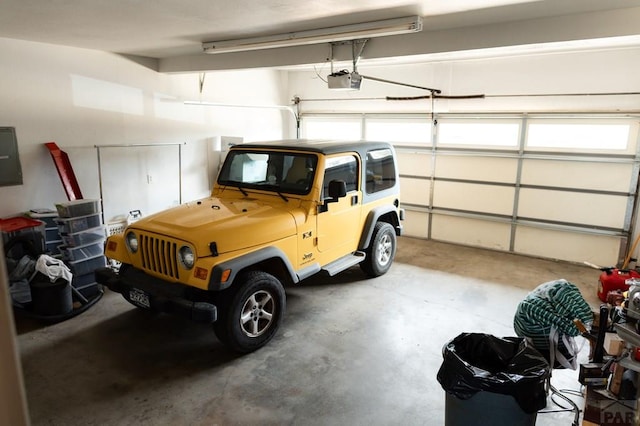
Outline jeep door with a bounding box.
[316,154,362,256]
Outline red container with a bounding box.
[598,268,640,302]
[0,216,46,257]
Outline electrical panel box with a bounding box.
[0,127,23,186]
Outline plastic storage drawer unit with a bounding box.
[72,271,98,288]
[26,210,61,255]
[46,240,62,254]
[60,239,105,261]
[55,199,101,218]
[26,210,59,228]
[68,255,106,276]
[61,226,105,247]
[55,213,102,234]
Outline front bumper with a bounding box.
[95,267,217,324]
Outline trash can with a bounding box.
[29,255,74,316]
[29,272,72,316]
[437,333,550,426]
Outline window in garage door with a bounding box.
[301,116,361,140]
[431,117,522,252]
[301,113,640,266]
[515,118,638,265]
[364,117,432,145]
[364,117,432,238]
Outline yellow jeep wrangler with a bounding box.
[96,140,403,352]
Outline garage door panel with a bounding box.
[402,210,429,238]
[514,226,619,266]
[302,113,639,266]
[521,159,633,192]
[434,181,514,216]
[518,188,627,228]
[432,215,511,250]
[436,156,518,183]
[397,151,431,177]
[400,177,430,206]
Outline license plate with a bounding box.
[129,288,150,308]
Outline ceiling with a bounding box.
[1,0,640,72]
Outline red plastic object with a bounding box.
[597,268,640,302]
[44,142,83,201]
[0,217,44,233]
[0,216,46,253]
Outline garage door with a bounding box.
[301,113,640,266]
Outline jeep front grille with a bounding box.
[139,234,180,280]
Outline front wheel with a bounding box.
[214,271,286,353]
[360,222,396,277]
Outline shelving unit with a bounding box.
[26,209,61,255]
[55,199,105,301]
[614,323,640,374]
[1,204,105,321]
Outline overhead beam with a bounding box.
[159,6,640,73]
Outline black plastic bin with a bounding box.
[437,333,550,426]
[29,272,72,316]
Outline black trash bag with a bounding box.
[437,333,550,414]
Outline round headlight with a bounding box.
[126,231,138,253]
[179,246,195,269]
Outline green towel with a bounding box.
[513,279,592,367]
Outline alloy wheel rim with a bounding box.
[240,290,275,337]
[377,234,392,266]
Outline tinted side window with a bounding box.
[322,155,358,199]
[365,149,396,193]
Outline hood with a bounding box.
[128,197,297,256]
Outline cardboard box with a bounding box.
[583,387,637,426]
[605,333,626,357]
[609,363,625,396]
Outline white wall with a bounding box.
[288,46,640,113]
[0,37,291,220]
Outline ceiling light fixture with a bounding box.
[202,16,422,54]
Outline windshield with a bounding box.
[218,150,318,195]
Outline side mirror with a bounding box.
[328,180,347,201]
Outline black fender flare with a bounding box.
[209,246,298,291]
[358,206,401,251]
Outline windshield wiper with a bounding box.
[262,184,288,202]
[237,185,248,196]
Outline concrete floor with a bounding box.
[16,237,602,425]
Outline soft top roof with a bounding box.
[232,139,394,156]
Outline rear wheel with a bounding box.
[214,271,286,353]
[360,222,396,277]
